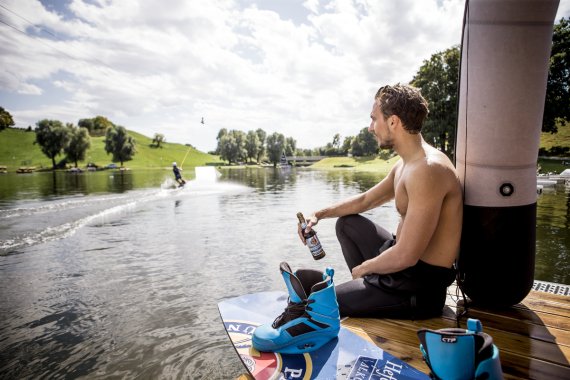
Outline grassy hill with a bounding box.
[540,121,570,154]
[310,155,398,175]
[0,128,220,171]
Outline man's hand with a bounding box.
[297,213,319,245]
[351,263,368,279]
[304,213,318,232]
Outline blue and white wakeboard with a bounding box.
[218,291,428,380]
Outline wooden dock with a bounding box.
[237,284,569,379]
[342,284,570,379]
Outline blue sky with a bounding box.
[1,0,568,152]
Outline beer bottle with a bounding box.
[297,212,326,260]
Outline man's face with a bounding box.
[368,100,393,149]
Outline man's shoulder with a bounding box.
[405,154,459,192]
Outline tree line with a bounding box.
[214,126,387,166]
[214,129,295,166]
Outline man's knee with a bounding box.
[335,214,360,237]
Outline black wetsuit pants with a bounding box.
[335,214,455,319]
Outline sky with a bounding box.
[1,0,569,153]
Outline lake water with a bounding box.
[0,167,568,379]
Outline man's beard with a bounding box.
[379,137,393,150]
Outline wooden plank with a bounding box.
[343,316,570,368]
[518,297,570,319]
[498,351,570,379]
[444,300,570,332]
[520,289,570,305]
[445,289,570,329]
[343,317,570,380]
[447,284,570,306]
[441,307,570,347]
[440,299,570,347]
[447,285,570,317]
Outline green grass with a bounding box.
[540,121,570,153]
[310,156,399,175]
[0,128,221,171]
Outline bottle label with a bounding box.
[306,235,324,258]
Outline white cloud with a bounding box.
[0,0,568,152]
[303,0,320,14]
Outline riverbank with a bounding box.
[218,156,398,175]
[218,155,570,178]
[309,156,398,174]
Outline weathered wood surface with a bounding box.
[236,287,570,379]
[343,287,570,380]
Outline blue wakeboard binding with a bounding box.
[417,318,503,380]
[252,262,340,354]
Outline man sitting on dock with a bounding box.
[300,84,463,319]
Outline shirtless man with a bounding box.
[299,84,463,319]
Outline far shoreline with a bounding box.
[3,156,568,178]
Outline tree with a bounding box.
[323,133,342,156]
[65,125,91,168]
[104,125,136,166]
[78,116,114,137]
[543,17,570,134]
[219,133,239,164]
[351,127,378,156]
[34,119,71,169]
[284,137,297,157]
[255,128,267,163]
[219,130,247,164]
[341,136,353,155]
[0,107,15,131]
[332,133,341,149]
[233,130,247,162]
[152,133,165,148]
[411,45,460,157]
[218,134,235,164]
[215,128,228,155]
[266,132,286,166]
[245,130,261,163]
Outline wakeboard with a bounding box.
[218,291,428,380]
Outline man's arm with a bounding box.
[306,161,400,227]
[351,163,446,277]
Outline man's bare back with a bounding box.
[393,142,463,269]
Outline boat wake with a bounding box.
[0,167,249,255]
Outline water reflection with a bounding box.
[221,166,299,193]
[0,167,568,379]
[0,170,172,203]
[535,186,570,284]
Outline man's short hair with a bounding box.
[375,84,429,134]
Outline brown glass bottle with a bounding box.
[297,212,326,260]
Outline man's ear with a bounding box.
[390,115,401,130]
